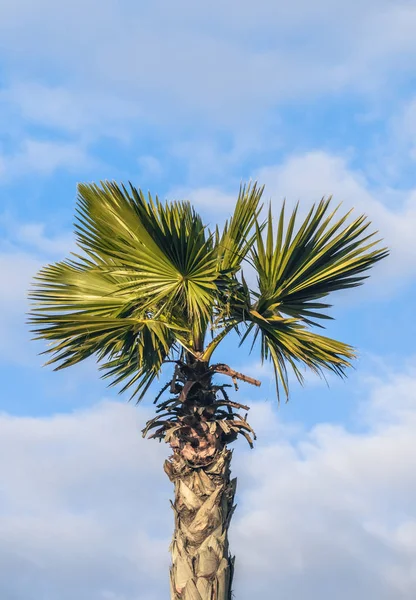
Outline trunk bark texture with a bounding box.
[164,448,236,600]
[143,360,257,600]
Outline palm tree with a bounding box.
[29,181,388,600]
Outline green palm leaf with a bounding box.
[76,182,219,336]
[29,182,388,402]
[216,181,264,272]
[237,197,388,399]
[29,181,221,399]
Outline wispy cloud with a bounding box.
[0,82,142,141]
[0,216,74,364]
[0,139,97,182]
[1,1,416,135]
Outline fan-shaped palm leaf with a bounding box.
[234,198,388,398]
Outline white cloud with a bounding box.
[0,0,415,186]
[0,401,171,600]
[231,363,416,599]
[0,82,137,180]
[0,137,98,182]
[1,1,416,133]
[0,82,142,141]
[1,362,416,598]
[1,139,96,178]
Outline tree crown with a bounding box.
[29,181,388,401]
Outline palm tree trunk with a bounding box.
[164,448,236,600]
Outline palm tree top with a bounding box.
[29,180,388,402]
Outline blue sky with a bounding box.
[1,1,416,599]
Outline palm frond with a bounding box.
[28,180,222,399]
[75,181,219,338]
[238,197,389,398]
[216,181,264,273]
[29,256,188,399]
[252,197,388,322]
